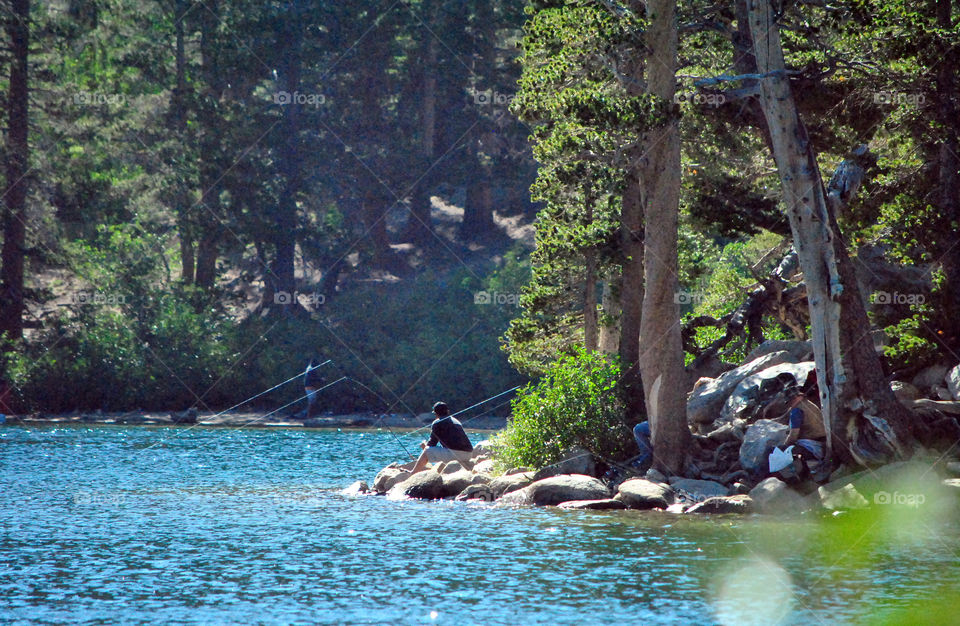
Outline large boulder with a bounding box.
[558,499,627,510]
[615,478,675,510]
[744,340,812,363]
[669,478,730,501]
[373,466,412,494]
[456,484,495,502]
[739,419,790,475]
[499,474,610,507]
[912,364,950,390]
[472,459,496,475]
[441,470,489,497]
[387,470,446,500]
[818,482,869,511]
[718,361,816,425]
[685,495,754,514]
[687,351,799,426]
[489,472,535,499]
[532,447,597,480]
[947,364,960,401]
[748,477,808,514]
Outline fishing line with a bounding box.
[403,385,523,439]
[243,376,349,425]
[343,377,414,459]
[208,359,333,420]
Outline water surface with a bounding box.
[2,425,958,624]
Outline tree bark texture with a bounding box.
[638,0,690,474]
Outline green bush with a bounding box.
[492,347,634,470]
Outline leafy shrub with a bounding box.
[491,347,634,470]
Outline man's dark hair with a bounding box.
[432,401,450,417]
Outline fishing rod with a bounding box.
[207,359,333,420]
[243,376,349,426]
[403,384,523,439]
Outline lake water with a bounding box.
[2,425,959,624]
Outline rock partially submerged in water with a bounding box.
[685,494,754,514]
[614,478,674,510]
[388,470,446,500]
[669,477,730,501]
[499,474,610,507]
[748,477,809,514]
[374,465,412,494]
[558,498,626,511]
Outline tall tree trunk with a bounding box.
[935,0,960,355]
[638,0,689,474]
[461,0,496,241]
[269,0,303,309]
[173,0,194,284]
[599,268,622,356]
[404,6,437,246]
[618,0,647,427]
[748,0,911,463]
[1,0,30,340]
[195,0,222,290]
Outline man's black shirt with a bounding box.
[426,416,473,452]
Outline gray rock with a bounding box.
[170,408,198,424]
[489,472,535,499]
[685,495,754,514]
[388,470,446,500]
[890,381,921,406]
[615,478,675,510]
[719,361,816,425]
[669,478,730,501]
[499,474,610,507]
[744,340,812,363]
[706,422,743,443]
[748,477,808,514]
[558,499,627,510]
[456,484,495,502]
[342,480,369,495]
[645,468,668,483]
[947,364,960,401]
[739,419,790,474]
[472,459,496,475]
[373,466,412,494]
[687,351,799,425]
[441,470,488,498]
[438,462,464,475]
[532,447,597,480]
[912,364,950,390]
[818,482,869,511]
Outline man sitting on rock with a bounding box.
[770,382,827,482]
[406,402,475,474]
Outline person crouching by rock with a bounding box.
[407,402,474,474]
[303,358,324,419]
[769,382,827,484]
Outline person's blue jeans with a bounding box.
[633,422,652,469]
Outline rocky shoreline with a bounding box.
[354,444,960,516]
[1,410,508,431]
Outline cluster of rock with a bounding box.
[353,445,960,516]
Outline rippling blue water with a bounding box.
[2,425,958,625]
